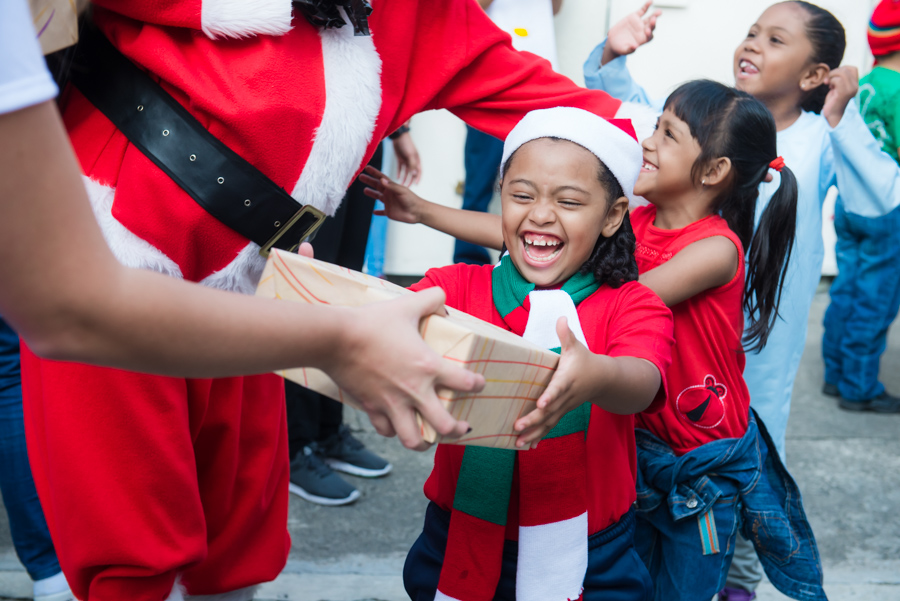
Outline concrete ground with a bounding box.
[0,284,898,600]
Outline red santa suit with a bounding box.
[20,1,631,599]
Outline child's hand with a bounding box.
[601,1,661,66]
[822,66,859,128]
[390,132,422,186]
[514,317,602,448]
[360,165,426,224]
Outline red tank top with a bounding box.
[631,205,749,455]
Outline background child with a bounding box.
[383,107,675,601]
[822,0,900,411]
[584,4,900,597]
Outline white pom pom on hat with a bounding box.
[500,107,643,205]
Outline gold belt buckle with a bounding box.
[259,205,326,258]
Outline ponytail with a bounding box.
[665,80,800,352]
[744,166,798,351]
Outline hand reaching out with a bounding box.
[391,131,422,186]
[513,317,602,448]
[822,66,859,128]
[601,1,662,66]
[360,165,429,224]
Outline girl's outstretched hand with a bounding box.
[360,165,426,224]
[601,1,662,66]
[822,66,859,128]
[391,132,422,186]
[513,317,599,448]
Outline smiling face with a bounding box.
[732,2,817,103]
[500,138,619,288]
[633,109,703,204]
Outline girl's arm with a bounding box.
[360,166,504,250]
[639,236,740,307]
[0,101,484,449]
[582,2,665,112]
[513,317,662,447]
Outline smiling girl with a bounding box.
[394,107,675,601]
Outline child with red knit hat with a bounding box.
[821,0,900,410]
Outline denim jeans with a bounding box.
[0,317,60,581]
[454,126,504,265]
[822,199,900,401]
[404,502,652,601]
[635,412,825,601]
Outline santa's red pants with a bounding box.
[20,345,291,601]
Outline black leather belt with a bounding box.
[70,27,325,257]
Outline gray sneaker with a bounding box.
[319,425,393,478]
[289,443,360,506]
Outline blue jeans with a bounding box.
[822,200,900,401]
[404,502,652,601]
[0,317,60,581]
[635,412,825,601]
[454,126,504,265]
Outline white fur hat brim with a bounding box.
[500,107,643,205]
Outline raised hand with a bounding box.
[601,1,662,66]
[822,65,859,128]
[360,165,428,224]
[391,131,422,186]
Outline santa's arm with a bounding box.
[91,0,293,39]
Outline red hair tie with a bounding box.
[769,156,785,172]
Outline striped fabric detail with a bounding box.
[870,21,900,38]
[698,509,720,555]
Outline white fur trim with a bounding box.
[83,177,184,278]
[201,0,293,39]
[501,107,643,205]
[289,8,383,216]
[166,577,258,601]
[199,242,267,295]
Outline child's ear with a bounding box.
[703,157,733,187]
[601,196,630,237]
[800,63,830,94]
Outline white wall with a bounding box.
[384,0,876,276]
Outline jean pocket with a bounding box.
[742,509,799,566]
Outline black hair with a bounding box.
[501,139,639,289]
[789,1,846,114]
[664,80,799,352]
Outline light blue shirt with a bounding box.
[584,41,900,455]
[0,0,59,115]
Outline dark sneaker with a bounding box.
[718,588,756,601]
[839,391,900,413]
[289,443,360,506]
[822,382,839,397]
[319,425,393,478]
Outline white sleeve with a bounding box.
[0,0,59,115]
[830,100,900,218]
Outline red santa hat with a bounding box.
[869,0,900,58]
[500,107,643,204]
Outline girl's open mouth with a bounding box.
[738,59,759,77]
[641,159,658,172]
[522,232,564,264]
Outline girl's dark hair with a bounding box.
[501,139,638,289]
[664,80,799,351]
[790,1,846,114]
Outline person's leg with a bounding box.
[454,126,503,265]
[721,534,763,599]
[836,206,900,410]
[581,509,653,601]
[403,503,450,601]
[20,348,213,601]
[822,200,858,393]
[180,374,290,596]
[0,318,69,598]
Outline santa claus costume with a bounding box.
[20,1,634,599]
